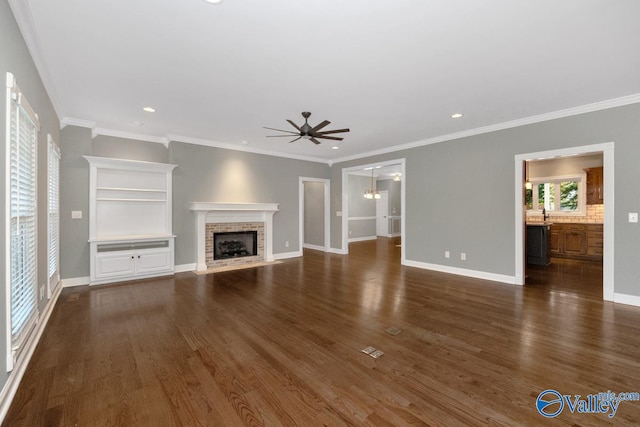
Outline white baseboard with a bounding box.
[273,250,302,260]
[61,276,89,288]
[348,236,377,243]
[613,293,640,307]
[303,243,327,252]
[175,263,197,273]
[403,259,518,285]
[0,284,62,423]
[328,247,347,255]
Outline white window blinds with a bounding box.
[48,136,61,289]
[6,73,40,370]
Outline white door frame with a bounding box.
[341,158,406,265]
[299,177,331,253]
[514,142,614,300]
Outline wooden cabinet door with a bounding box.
[563,230,587,255]
[549,226,562,255]
[585,167,604,205]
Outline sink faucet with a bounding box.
[542,208,549,222]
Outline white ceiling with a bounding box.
[11,0,640,163]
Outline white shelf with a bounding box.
[96,198,167,202]
[97,187,167,193]
[90,234,176,243]
[85,156,177,285]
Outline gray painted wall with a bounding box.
[93,135,169,163]
[347,174,376,239]
[331,104,640,296]
[168,142,329,265]
[376,179,401,216]
[1,2,60,388]
[59,126,92,279]
[57,133,331,277]
[303,181,325,247]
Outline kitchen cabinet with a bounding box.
[527,224,551,265]
[585,167,604,205]
[549,223,602,261]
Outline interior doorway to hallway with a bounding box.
[341,159,406,264]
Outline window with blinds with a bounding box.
[48,136,61,293]
[6,72,40,370]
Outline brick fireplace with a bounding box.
[190,202,279,271]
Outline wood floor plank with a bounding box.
[3,238,640,426]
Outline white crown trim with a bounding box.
[331,93,640,164]
[8,0,65,119]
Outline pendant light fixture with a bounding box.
[364,168,381,199]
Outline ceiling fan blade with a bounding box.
[311,120,330,133]
[286,120,302,132]
[289,136,302,143]
[267,135,301,138]
[316,128,350,135]
[310,137,322,145]
[314,135,344,141]
[263,126,299,135]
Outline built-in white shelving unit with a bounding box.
[85,156,177,285]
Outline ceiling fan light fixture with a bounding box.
[264,111,350,145]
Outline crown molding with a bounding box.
[331,93,640,164]
[167,134,329,164]
[57,92,640,167]
[94,128,170,147]
[8,0,65,119]
[60,117,96,130]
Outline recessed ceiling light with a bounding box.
[203,0,223,3]
[143,107,156,113]
[332,146,339,150]
[451,113,463,119]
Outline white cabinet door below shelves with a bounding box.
[135,249,172,275]
[95,252,136,279]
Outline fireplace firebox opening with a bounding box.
[213,231,258,260]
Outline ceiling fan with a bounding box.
[264,111,350,145]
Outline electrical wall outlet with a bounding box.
[630,213,638,223]
[71,210,82,219]
[445,251,450,258]
[285,240,289,248]
[461,253,466,261]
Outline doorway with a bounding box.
[514,143,614,300]
[341,159,406,264]
[299,177,330,253]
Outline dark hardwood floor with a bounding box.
[4,238,640,426]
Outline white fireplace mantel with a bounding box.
[190,202,279,270]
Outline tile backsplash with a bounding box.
[526,204,604,224]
